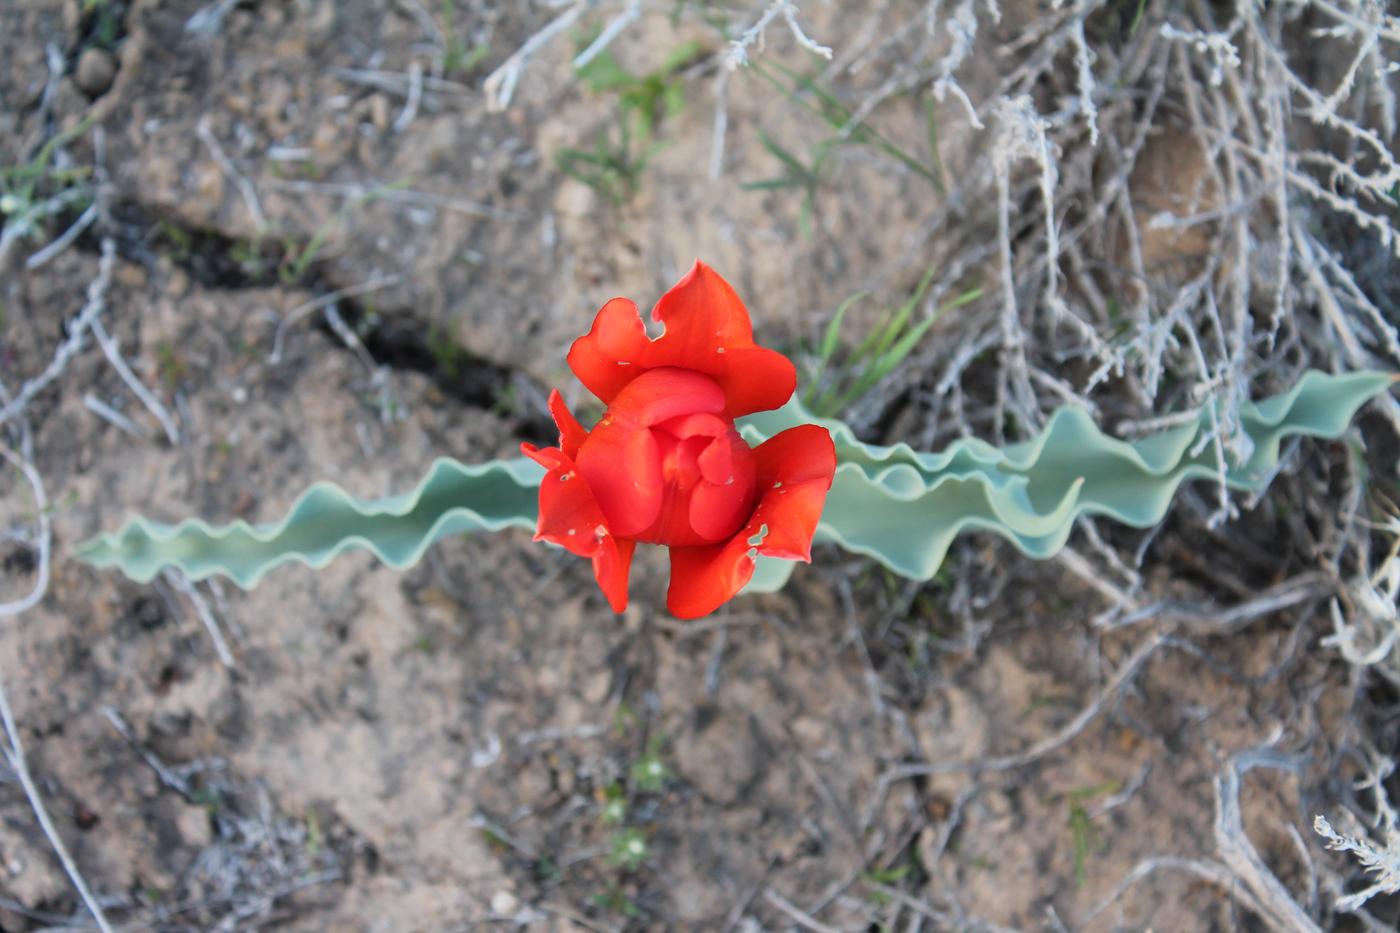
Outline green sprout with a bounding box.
[189,786,225,812]
[557,38,704,203]
[601,795,627,825]
[630,740,670,793]
[227,235,271,279]
[609,828,649,870]
[749,60,945,194]
[156,220,194,262]
[556,118,662,206]
[0,114,99,241]
[278,179,409,284]
[1061,780,1120,886]
[742,130,835,238]
[1128,0,1149,34]
[803,270,982,417]
[611,701,639,734]
[599,781,628,825]
[305,809,323,856]
[576,40,702,137]
[861,862,913,906]
[438,0,490,76]
[592,885,640,917]
[426,325,467,379]
[742,61,950,236]
[155,343,189,389]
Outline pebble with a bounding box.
[193,161,226,212]
[368,94,391,132]
[75,48,117,98]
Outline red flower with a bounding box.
[521,261,836,619]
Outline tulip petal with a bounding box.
[655,411,729,442]
[518,444,604,554]
[665,541,746,621]
[566,263,797,418]
[666,424,835,619]
[695,432,733,486]
[521,442,635,613]
[739,424,837,561]
[567,297,654,406]
[606,367,726,426]
[592,535,635,615]
[706,346,799,419]
[575,419,663,538]
[687,434,756,541]
[649,262,797,416]
[653,260,757,346]
[547,389,589,459]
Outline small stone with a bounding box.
[260,80,293,132]
[164,266,190,298]
[176,803,213,849]
[311,122,340,159]
[74,48,117,98]
[581,668,611,705]
[490,890,519,915]
[368,94,391,132]
[115,262,148,288]
[553,760,577,796]
[193,161,226,213]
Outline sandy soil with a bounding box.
[1,1,1395,930]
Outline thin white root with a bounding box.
[1214,744,1323,932]
[0,431,114,932]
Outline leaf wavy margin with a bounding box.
[76,457,544,588]
[78,370,1393,597]
[739,370,1395,592]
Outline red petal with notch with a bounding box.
[521,442,635,613]
[566,297,654,407]
[566,262,797,418]
[547,390,588,459]
[665,424,835,619]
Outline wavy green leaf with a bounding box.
[76,457,543,588]
[78,371,1391,599]
[738,370,1393,592]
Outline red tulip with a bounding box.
[522,261,836,619]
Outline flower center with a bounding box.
[575,368,758,547]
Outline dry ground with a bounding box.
[2,1,1399,931]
